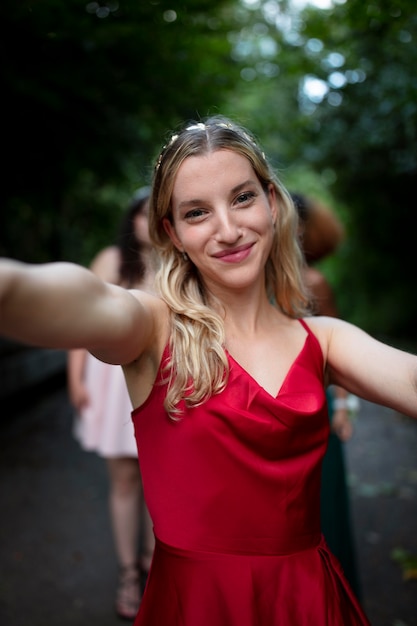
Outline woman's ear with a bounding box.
[162,217,184,252]
[267,184,278,225]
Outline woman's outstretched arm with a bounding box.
[310,315,417,420]
[0,259,153,366]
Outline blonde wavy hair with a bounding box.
[149,115,310,416]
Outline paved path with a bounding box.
[345,400,417,626]
[0,382,416,626]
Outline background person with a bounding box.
[292,191,361,597]
[67,188,156,620]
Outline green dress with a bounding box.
[321,389,361,599]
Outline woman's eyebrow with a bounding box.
[231,179,258,194]
[177,198,205,210]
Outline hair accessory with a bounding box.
[186,123,206,131]
[155,152,164,170]
[155,133,179,170]
[154,119,265,171]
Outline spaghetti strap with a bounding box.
[299,317,312,333]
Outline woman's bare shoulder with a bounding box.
[129,288,171,343]
[122,290,171,407]
[300,314,345,358]
[90,246,121,282]
[303,266,328,290]
[302,314,349,337]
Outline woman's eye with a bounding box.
[236,191,256,205]
[184,208,206,220]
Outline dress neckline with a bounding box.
[226,333,310,400]
[132,318,317,414]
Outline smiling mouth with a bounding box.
[213,243,254,262]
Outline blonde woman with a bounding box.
[1,116,416,626]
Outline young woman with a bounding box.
[1,116,416,625]
[67,188,156,620]
[292,191,360,597]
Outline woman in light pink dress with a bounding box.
[67,188,156,620]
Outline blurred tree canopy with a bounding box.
[2,0,416,338]
[2,0,241,263]
[294,0,417,337]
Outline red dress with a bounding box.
[132,319,370,625]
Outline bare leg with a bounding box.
[107,456,142,619]
[107,456,142,568]
[140,502,155,574]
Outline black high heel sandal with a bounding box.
[116,565,141,621]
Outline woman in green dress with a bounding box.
[292,192,361,598]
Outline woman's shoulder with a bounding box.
[300,314,340,357]
[303,266,328,289]
[90,246,121,283]
[303,267,338,317]
[301,315,362,360]
[129,288,171,340]
[122,291,171,407]
[301,314,345,335]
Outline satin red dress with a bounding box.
[132,319,370,625]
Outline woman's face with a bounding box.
[133,200,151,246]
[163,149,277,295]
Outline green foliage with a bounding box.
[391,547,417,581]
[294,0,417,336]
[2,0,240,264]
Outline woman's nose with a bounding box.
[214,210,242,243]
